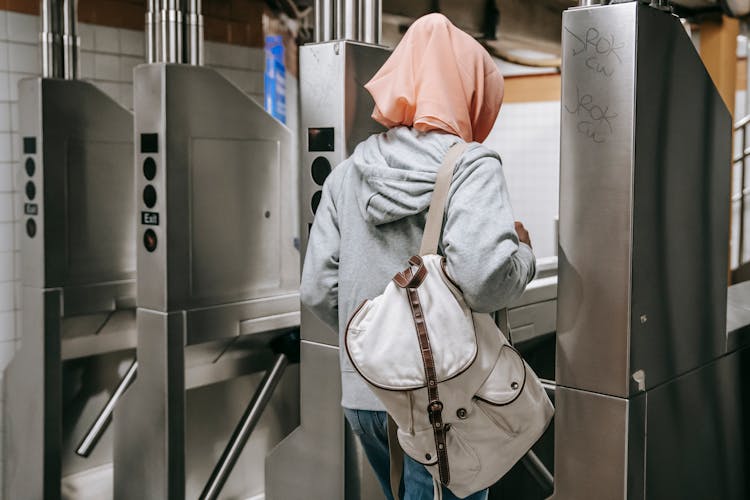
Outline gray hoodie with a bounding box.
[300,126,536,410]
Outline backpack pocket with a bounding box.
[397,425,481,487]
[473,344,527,436]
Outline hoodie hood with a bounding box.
[350,126,496,226]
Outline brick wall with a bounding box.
[2,0,266,46]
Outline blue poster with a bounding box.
[264,35,286,124]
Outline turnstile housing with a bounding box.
[113,63,301,500]
[4,78,136,500]
[266,40,390,500]
[555,4,747,498]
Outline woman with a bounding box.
[300,13,536,500]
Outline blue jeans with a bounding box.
[344,408,489,500]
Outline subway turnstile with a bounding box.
[266,40,390,500]
[4,78,136,500]
[554,3,749,499]
[112,63,301,500]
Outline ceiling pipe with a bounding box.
[315,0,381,43]
[185,0,204,65]
[41,0,63,78]
[146,0,159,63]
[362,0,382,44]
[61,0,79,79]
[159,0,182,63]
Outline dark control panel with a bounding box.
[140,134,160,251]
[307,129,334,217]
[22,137,37,238]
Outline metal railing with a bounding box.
[733,115,750,282]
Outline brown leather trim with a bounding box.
[405,286,450,486]
[393,255,428,288]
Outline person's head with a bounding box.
[365,13,504,144]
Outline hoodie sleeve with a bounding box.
[299,175,341,331]
[441,153,536,313]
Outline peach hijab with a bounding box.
[364,13,504,143]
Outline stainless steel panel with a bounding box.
[558,3,730,397]
[134,64,299,312]
[61,308,136,359]
[113,309,186,499]
[19,78,135,290]
[552,387,644,500]
[190,138,282,300]
[4,288,134,500]
[4,288,59,500]
[299,41,389,346]
[7,77,136,500]
[628,5,730,392]
[557,2,637,398]
[113,309,300,499]
[644,347,750,499]
[266,340,346,500]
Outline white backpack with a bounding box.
[345,143,554,499]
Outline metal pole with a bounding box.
[335,0,344,40]
[199,353,289,500]
[75,361,138,458]
[315,0,335,42]
[146,0,159,63]
[160,0,182,63]
[185,0,203,65]
[41,0,63,78]
[61,0,78,79]
[361,0,381,44]
[740,121,747,267]
[343,0,359,41]
[520,450,554,496]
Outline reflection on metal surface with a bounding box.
[4,78,136,500]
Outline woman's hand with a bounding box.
[515,221,532,248]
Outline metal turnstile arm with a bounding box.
[75,360,138,457]
[199,352,289,500]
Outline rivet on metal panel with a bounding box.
[334,42,340,55]
[632,369,646,392]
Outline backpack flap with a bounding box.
[345,254,478,391]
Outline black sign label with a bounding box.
[23,137,36,154]
[308,127,335,152]
[141,211,159,225]
[24,203,38,215]
[140,133,158,153]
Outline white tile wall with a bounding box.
[484,100,561,260]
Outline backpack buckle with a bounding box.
[427,400,444,424]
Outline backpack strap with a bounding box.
[419,142,469,256]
